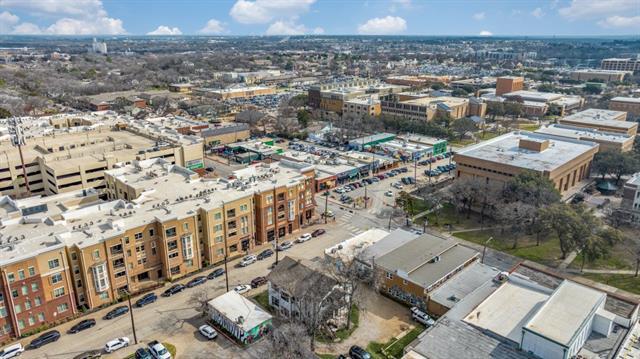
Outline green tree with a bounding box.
[579,227,622,271]
[486,102,505,122]
[297,110,310,128]
[539,203,578,259]
[451,88,469,97]
[450,117,477,140]
[430,82,445,91]
[583,84,603,95]
[504,102,523,119]
[537,83,556,93]
[0,108,11,119]
[593,150,639,184]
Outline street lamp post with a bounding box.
[8,118,30,197]
[481,237,493,264]
[324,190,329,224]
[121,290,138,345]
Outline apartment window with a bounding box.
[215,235,223,243]
[168,252,179,259]
[70,252,77,261]
[6,273,14,283]
[165,227,177,237]
[53,287,65,298]
[31,283,38,292]
[386,272,393,280]
[114,271,126,278]
[51,273,63,284]
[48,258,60,269]
[137,258,147,265]
[37,313,45,322]
[213,224,223,232]
[14,304,21,314]
[134,232,143,241]
[1,324,11,335]
[240,204,248,212]
[226,209,236,218]
[124,236,130,244]
[17,270,25,280]
[17,320,24,330]
[0,306,6,318]
[266,195,273,204]
[92,250,100,260]
[136,245,145,253]
[216,248,224,256]
[170,266,180,275]
[229,244,238,252]
[9,292,16,302]
[267,207,273,225]
[21,286,28,295]
[92,263,109,292]
[182,223,189,231]
[214,212,222,220]
[168,240,178,251]
[57,303,69,313]
[149,228,155,237]
[34,296,41,306]
[99,292,109,300]
[24,299,31,310]
[76,279,82,288]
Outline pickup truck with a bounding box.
[148,340,171,359]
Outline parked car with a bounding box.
[148,340,171,359]
[349,345,372,359]
[198,324,218,340]
[135,348,153,359]
[104,306,129,320]
[161,284,185,297]
[205,167,215,173]
[28,330,60,349]
[104,337,130,353]
[207,268,225,279]
[257,248,274,260]
[277,241,293,251]
[239,255,257,267]
[411,307,435,327]
[311,229,326,237]
[322,210,334,218]
[296,233,312,243]
[0,343,24,359]
[135,293,158,308]
[73,350,102,359]
[234,284,251,294]
[186,276,207,288]
[68,318,96,334]
[385,191,393,197]
[251,276,267,288]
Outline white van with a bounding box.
[410,307,435,327]
[0,343,24,359]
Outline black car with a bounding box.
[207,268,225,280]
[73,350,102,359]
[311,229,326,237]
[104,305,129,320]
[134,348,153,359]
[349,345,372,359]
[162,284,185,297]
[68,318,96,334]
[186,276,207,288]
[250,276,267,288]
[257,248,274,260]
[28,330,60,349]
[135,293,158,308]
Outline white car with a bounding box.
[239,255,257,267]
[393,183,403,189]
[234,284,251,294]
[277,241,293,251]
[104,337,130,353]
[296,233,312,243]
[148,340,171,359]
[385,191,393,197]
[0,343,24,359]
[199,324,218,340]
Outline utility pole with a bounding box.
[123,291,138,345]
[413,157,417,185]
[324,190,329,224]
[8,118,30,197]
[481,237,493,264]
[635,252,639,277]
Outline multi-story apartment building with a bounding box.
[0,158,315,341]
[600,58,640,73]
[0,113,204,198]
[609,97,640,119]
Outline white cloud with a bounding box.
[531,7,545,18]
[147,26,182,36]
[198,19,225,34]
[313,27,325,34]
[559,0,638,21]
[478,30,493,36]
[357,16,407,35]
[0,11,19,33]
[0,0,126,35]
[266,20,306,35]
[598,15,640,28]
[11,22,42,35]
[230,0,316,24]
[473,12,485,20]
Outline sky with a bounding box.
[0,0,638,37]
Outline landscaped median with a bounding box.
[367,326,424,359]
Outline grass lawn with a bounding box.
[367,326,425,359]
[416,203,488,231]
[569,253,633,271]
[517,123,541,131]
[317,305,359,343]
[407,197,430,216]
[453,229,564,267]
[251,291,271,312]
[582,273,640,295]
[317,354,336,359]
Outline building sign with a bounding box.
[186,159,204,170]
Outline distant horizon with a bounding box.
[1,34,639,39]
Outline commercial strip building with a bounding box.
[308,78,407,114]
[403,263,639,359]
[558,108,637,136]
[397,134,448,156]
[207,291,272,345]
[193,86,276,100]
[570,69,631,83]
[609,97,640,119]
[600,58,640,73]
[535,124,634,153]
[0,112,204,198]
[454,131,599,194]
[380,93,485,122]
[348,133,396,151]
[0,157,315,340]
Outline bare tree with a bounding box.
[265,322,316,359]
[187,287,213,318]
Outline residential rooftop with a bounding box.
[207,291,272,333]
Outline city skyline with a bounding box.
[0,0,639,37]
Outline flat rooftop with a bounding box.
[464,277,551,344]
[324,228,390,262]
[611,96,640,104]
[560,108,632,128]
[402,96,468,107]
[503,90,564,102]
[429,262,500,309]
[524,280,605,347]
[207,291,272,332]
[348,133,396,145]
[455,131,599,172]
[535,124,632,144]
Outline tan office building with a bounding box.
[495,76,524,96]
[535,124,634,153]
[454,131,599,194]
[558,108,636,136]
[609,97,640,119]
[570,70,630,83]
[600,58,640,72]
[380,94,479,121]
